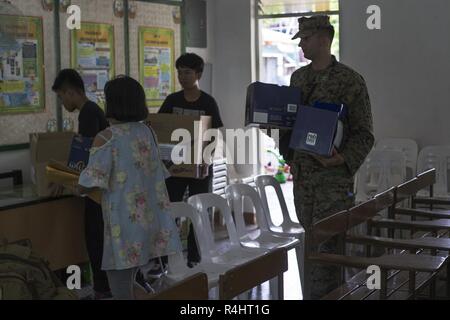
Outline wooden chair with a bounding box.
[360,169,450,297]
[395,169,450,218]
[135,272,209,300]
[218,248,288,300]
[305,190,448,300]
[346,190,450,299]
[370,170,450,240]
[410,167,450,209]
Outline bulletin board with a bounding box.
[0,15,44,114]
[70,22,115,108]
[138,27,175,108]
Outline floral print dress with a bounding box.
[79,122,182,270]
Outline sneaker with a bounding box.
[135,270,154,294]
[146,262,167,279]
[187,261,200,268]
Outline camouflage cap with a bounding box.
[291,15,333,40]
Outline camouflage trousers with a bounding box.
[292,171,355,300]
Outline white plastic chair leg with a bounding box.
[278,274,284,300]
[269,276,283,300]
[208,286,219,300]
[238,291,248,300]
[294,239,305,295]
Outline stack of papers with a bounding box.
[46,160,101,204]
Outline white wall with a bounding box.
[184,0,254,129]
[186,0,215,65]
[212,0,254,129]
[340,0,450,148]
[187,0,216,95]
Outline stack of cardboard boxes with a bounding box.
[30,132,74,197]
[146,113,213,249]
[146,113,212,179]
[40,114,212,209]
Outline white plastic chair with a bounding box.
[355,149,407,203]
[255,175,304,235]
[254,175,305,293]
[376,138,418,180]
[225,183,302,299]
[166,202,233,298]
[188,193,268,266]
[353,149,407,247]
[188,193,283,299]
[417,145,450,198]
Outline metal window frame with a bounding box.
[254,0,340,82]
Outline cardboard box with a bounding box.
[29,132,75,197]
[245,81,302,128]
[46,161,102,204]
[166,163,209,179]
[146,114,212,179]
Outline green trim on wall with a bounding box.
[180,0,186,54]
[257,10,339,19]
[137,0,183,6]
[124,0,130,76]
[0,144,30,152]
[53,0,63,131]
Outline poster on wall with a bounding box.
[0,15,44,114]
[71,22,115,108]
[139,27,175,109]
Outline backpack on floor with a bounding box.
[0,239,78,300]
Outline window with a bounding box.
[256,0,339,85]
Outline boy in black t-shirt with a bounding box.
[159,53,223,267]
[52,69,110,299]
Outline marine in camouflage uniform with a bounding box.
[288,16,374,299]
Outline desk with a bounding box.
[0,185,88,271]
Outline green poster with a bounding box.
[0,15,44,114]
[138,27,175,109]
[71,22,115,109]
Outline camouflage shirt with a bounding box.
[289,56,374,184]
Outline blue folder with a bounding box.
[289,105,339,157]
[313,102,347,119]
[67,135,93,172]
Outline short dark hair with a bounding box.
[176,53,204,73]
[104,76,148,122]
[52,69,85,93]
[318,26,335,42]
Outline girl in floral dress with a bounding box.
[78,76,181,299]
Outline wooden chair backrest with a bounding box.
[395,168,436,202]
[311,210,349,247]
[311,188,395,247]
[136,273,209,300]
[348,188,395,228]
[218,248,288,300]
